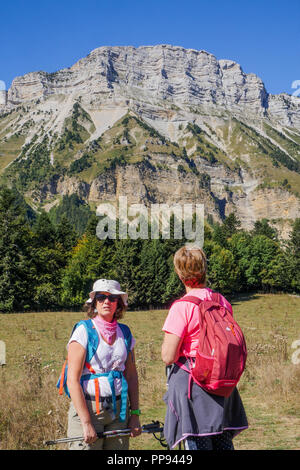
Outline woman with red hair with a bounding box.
[162,246,248,450]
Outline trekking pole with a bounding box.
[43,420,167,447]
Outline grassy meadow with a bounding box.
[0,293,300,450]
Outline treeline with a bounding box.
[0,186,299,313]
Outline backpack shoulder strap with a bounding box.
[209,291,222,304]
[118,323,132,356]
[57,319,99,398]
[175,292,221,305]
[72,319,99,363]
[174,295,203,306]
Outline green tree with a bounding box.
[84,213,99,237]
[251,218,278,241]
[0,187,34,312]
[109,238,143,308]
[260,252,288,291]
[56,215,79,251]
[49,194,92,235]
[31,212,67,309]
[243,235,283,291]
[9,184,36,224]
[32,210,57,247]
[212,223,227,248]
[222,213,242,239]
[162,258,184,305]
[227,231,252,292]
[212,213,242,249]
[138,240,170,308]
[285,218,300,292]
[206,242,240,295]
[60,234,113,307]
[289,218,300,256]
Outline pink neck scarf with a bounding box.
[93,314,118,345]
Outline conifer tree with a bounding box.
[31,211,66,309]
[206,243,240,295]
[0,187,34,312]
[109,238,143,308]
[49,194,92,235]
[286,218,300,292]
[212,222,228,248]
[227,231,252,292]
[138,239,170,308]
[32,210,57,248]
[56,215,79,252]
[161,258,184,305]
[243,235,283,291]
[60,233,113,307]
[251,218,278,241]
[222,212,241,239]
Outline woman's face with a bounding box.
[95,291,119,322]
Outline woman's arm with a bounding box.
[123,349,142,437]
[67,341,98,444]
[161,332,183,366]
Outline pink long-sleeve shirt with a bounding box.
[162,288,233,358]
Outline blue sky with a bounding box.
[0,0,299,96]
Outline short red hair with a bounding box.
[174,245,207,285]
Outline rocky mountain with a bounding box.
[0,44,299,238]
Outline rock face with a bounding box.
[0,44,300,238]
[268,94,300,128]
[4,45,299,123]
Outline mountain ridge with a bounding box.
[0,44,299,239]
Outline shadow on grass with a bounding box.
[229,292,261,306]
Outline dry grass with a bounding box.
[0,293,299,450]
[230,294,300,450]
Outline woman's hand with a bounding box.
[128,414,142,437]
[82,421,98,444]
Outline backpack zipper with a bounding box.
[229,323,236,337]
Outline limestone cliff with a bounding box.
[0,45,299,238]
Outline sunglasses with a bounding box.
[95,293,119,302]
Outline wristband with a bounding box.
[130,409,141,416]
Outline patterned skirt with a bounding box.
[163,361,248,449]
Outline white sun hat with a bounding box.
[86,279,128,306]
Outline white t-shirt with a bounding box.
[67,320,136,397]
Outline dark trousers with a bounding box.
[184,430,234,450]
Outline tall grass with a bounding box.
[0,293,299,450]
[0,357,69,449]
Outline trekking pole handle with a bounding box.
[43,431,130,445]
[43,421,164,446]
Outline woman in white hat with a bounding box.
[64,279,141,450]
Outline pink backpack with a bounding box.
[175,292,247,398]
